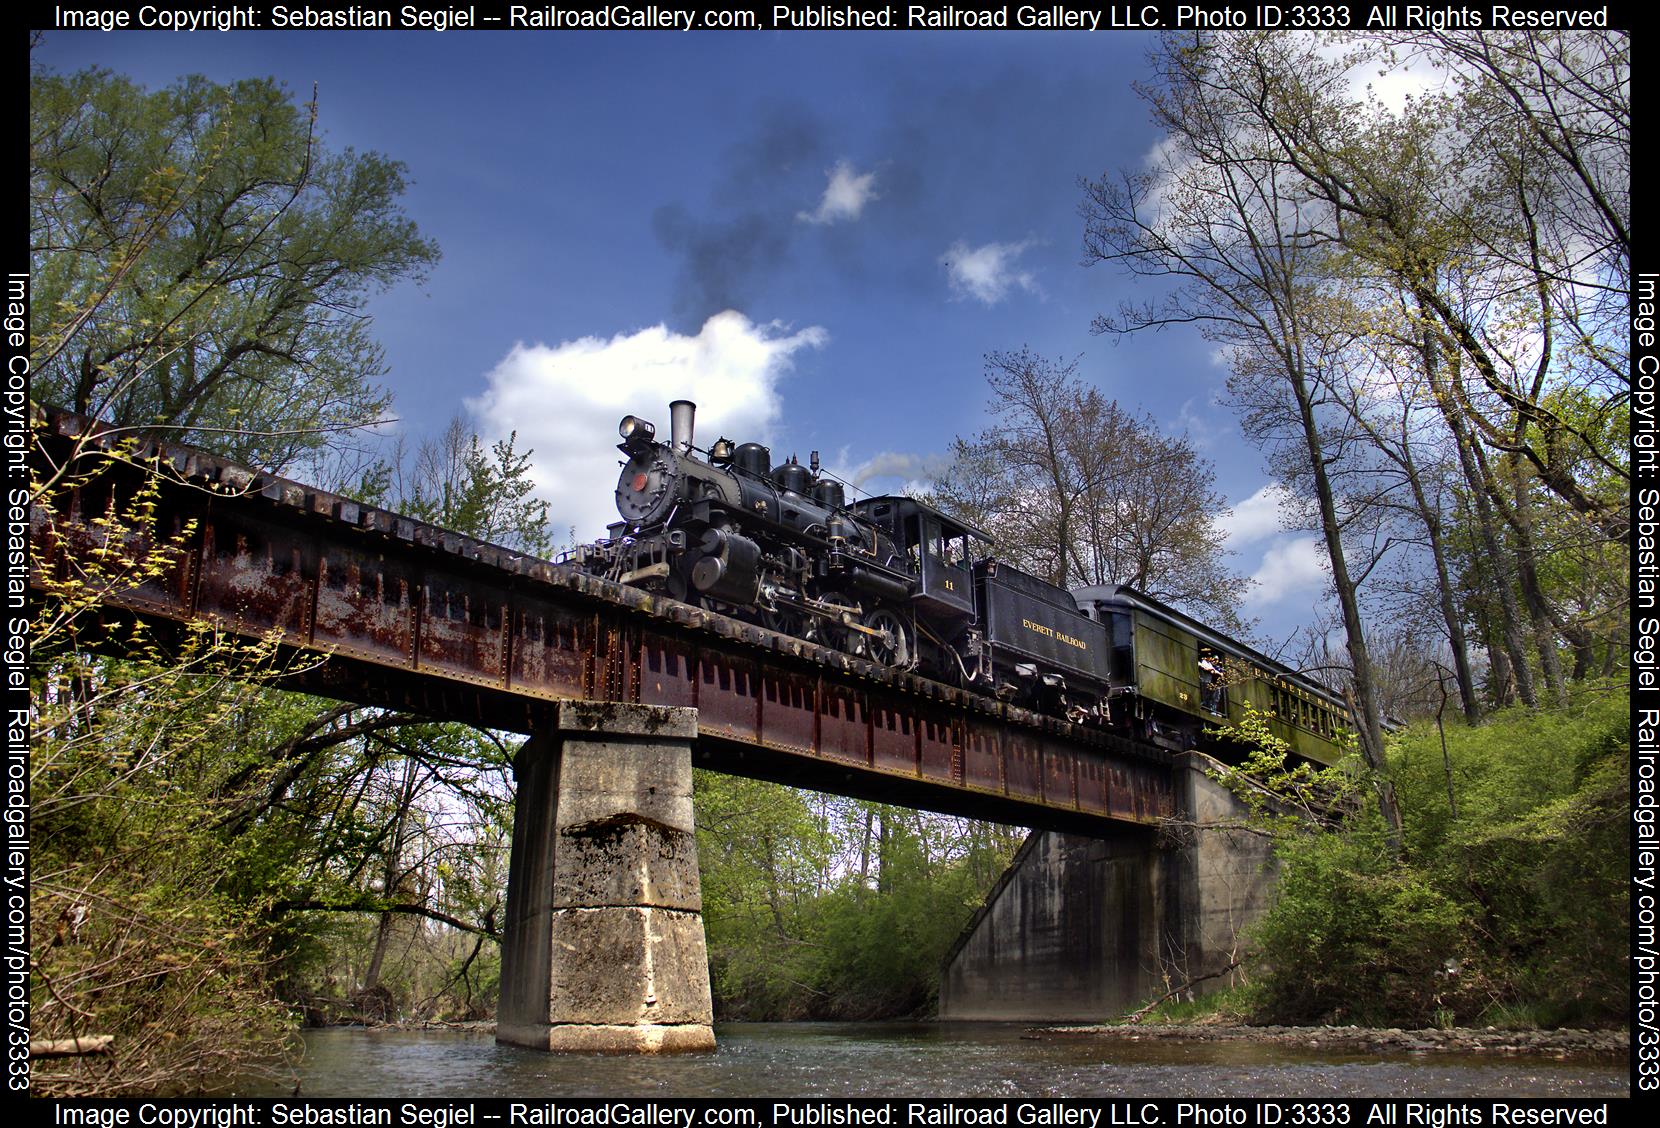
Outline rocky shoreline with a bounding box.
[1033,1023,1628,1058]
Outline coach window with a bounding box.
[1198,647,1226,714]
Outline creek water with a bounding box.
[254,1023,1627,1099]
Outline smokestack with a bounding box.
[670,400,697,454]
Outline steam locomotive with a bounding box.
[573,401,1349,766]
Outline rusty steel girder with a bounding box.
[30,410,1174,831]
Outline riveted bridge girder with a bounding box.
[29,410,1175,833]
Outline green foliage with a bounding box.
[396,418,553,555]
[226,711,514,1025]
[1249,828,1469,1026]
[30,64,438,470]
[1208,706,1365,839]
[27,54,535,1087]
[31,452,305,1094]
[694,773,1023,1019]
[29,434,518,1090]
[1131,984,1253,1026]
[1389,686,1629,1024]
[1239,686,1628,1028]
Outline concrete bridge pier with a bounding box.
[497,702,715,1052]
[938,752,1274,1021]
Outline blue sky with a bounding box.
[33,29,1331,648]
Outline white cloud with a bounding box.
[1139,133,1192,227]
[1245,536,1328,608]
[940,239,1041,305]
[1215,482,1292,547]
[467,311,827,545]
[1219,484,1333,609]
[797,160,878,225]
[1208,345,1239,368]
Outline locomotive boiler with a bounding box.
[575,401,1351,766]
[578,399,930,671]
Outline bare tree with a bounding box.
[1311,310,1483,721]
[1080,33,1397,839]
[929,349,1251,631]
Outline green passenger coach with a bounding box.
[1071,585,1351,767]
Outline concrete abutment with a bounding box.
[497,702,715,1052]
[939,751,1275,1021]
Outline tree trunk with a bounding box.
[858,807,873,888]
[1503,454,1569,705]
[1423,344,1536,707]
[364,757,421,992]
[1283,356,1401,852]
[1397,422,1480,723]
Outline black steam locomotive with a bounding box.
[574,401,1349,765]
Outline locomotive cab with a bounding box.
[850,497,989,619]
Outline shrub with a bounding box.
[1240,687,1628,1028]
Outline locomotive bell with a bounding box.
[670,400,696,454]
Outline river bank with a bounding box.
[1034,1023,1628,1058]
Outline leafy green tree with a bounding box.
[32,413,549,1037]
[694,773,835,1018]
[1080,33,1397,823]
[693,773,1025,1020]
[1235,686,1628,1027]
[30,65,438,470]
[245,418,552,1021]
[30,448,302,1094]
[27,58,539,1056]
[1249,831,1470,1026]
[396,417,554,555]
[1387,687,1628,1024]
[1086,29,1628,732]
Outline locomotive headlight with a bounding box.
[618,415,656,445]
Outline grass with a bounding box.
[1123,984,1255,1025]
